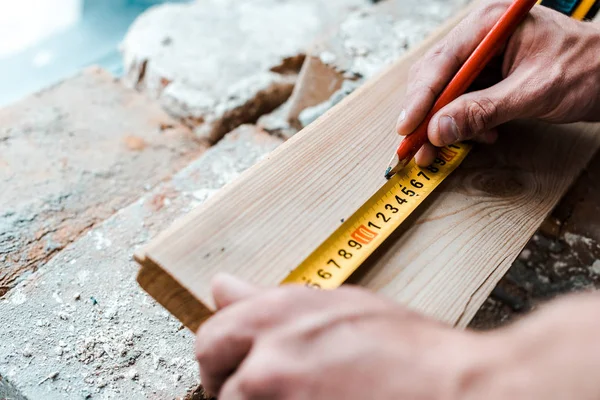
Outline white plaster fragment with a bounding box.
[10,289,27,305]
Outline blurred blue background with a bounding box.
[0,0,190,107]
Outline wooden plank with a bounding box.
[135,3,600,332]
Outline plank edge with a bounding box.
[136,253,213,332]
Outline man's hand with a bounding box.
[196,274,600,399]
[397,1,600,166]
[195,274,484,399]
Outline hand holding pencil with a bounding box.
[389,0,600,176]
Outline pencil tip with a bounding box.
[384,167,392,179]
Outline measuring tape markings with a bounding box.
[281,143,472,289]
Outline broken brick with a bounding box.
[0,67,206,297]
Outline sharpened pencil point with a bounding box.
[384,167,392,179]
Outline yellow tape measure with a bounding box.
[281,143,471,289]
[280,1,592,290]
[538,0,599,20]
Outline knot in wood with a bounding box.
[469,169,525,198]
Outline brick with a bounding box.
[0,125,282,399]
[0,67,206,298]
[121,0,370,143]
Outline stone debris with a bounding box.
[297,80,361,128]
[305,0,472,114]
[0,125,282,399]
[0,67,206,298]
[38,372,59,386]
[121,0,370,143]
[316,1,465,79]
[259,0,472,137]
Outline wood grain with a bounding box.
[135,3,600,332]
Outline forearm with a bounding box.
[461,293,600,399]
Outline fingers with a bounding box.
[218,352,286,400]
[428,75,524,147]
[396,1,510,137]
[197,323,254,396]
[414,129,498,167]
[196,286,391,396]
[212,273,261,310]
[414,143,438,167]
[196,274,261,395]
[196,287,307,396]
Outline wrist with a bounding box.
[457,294,600,400]
[451,330,532,400]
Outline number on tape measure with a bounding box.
[281,143,471,290]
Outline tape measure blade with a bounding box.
[281,143,472,289]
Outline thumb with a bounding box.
[211,273,260,310]
[428,76,525,147]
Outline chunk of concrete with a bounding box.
[0,67,206,298]
[260,0,473,137]
[121,0,370,143]
[313,0,472,80]
[0,125,282,399]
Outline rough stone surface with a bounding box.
[0,67,206,298]
[259,0,473,137]
[121,0,370,142]
[314,0,471,79]
[0,125,282,399]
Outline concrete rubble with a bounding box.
[121,0,370,143]
[0,125,282,399]
[259,0,472,137]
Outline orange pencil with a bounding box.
[385,0,538,179]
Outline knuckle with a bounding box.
[195,326,215,363]
[238,367,295,398]
[260,287,308,313]
[478,0,511,19]
[409,77,438,103]
[408,62,421,79]
[423,45,458,72]
[465,97,498,136]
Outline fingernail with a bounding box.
[438,116,460,145]
[396,109,406,132]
